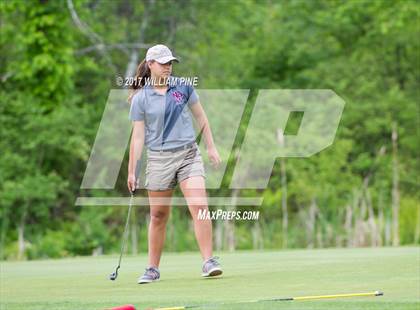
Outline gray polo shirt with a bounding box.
[129,76,199,151]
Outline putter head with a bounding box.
[109,265,120,281]
[109,270,118,281]
[110,265,120,281]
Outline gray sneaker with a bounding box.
[202,256,223,277]
[138,266,160,284]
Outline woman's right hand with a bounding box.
[128,121,144,194]
[127,173,137,193]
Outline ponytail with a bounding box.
[128,58,151,103]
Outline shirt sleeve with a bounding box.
[129,91,145,121]
[187,85,199,107]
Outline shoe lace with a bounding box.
[205,256,220,265]
[145,267,159,278]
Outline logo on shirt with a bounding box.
[172,90,185,104]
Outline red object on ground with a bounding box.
[106,305,136,310]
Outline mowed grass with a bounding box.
[1,247,419,310]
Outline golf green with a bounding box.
[1,247,419,310]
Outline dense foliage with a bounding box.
[0,0,418,260]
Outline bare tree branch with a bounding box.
[124,0,156,79]
[1,71,14,82]
[165,15,177,46]
[75,43,152,56]
[67,0,116,71]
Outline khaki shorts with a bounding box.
[145,143,206,191]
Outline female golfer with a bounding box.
[127,44,222,284]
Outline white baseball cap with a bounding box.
[146,44,179,64]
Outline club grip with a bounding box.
[129,159,141,194]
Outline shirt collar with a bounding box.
[144,76,177,96]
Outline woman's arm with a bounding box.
[127,120,145,192]
[190,102,221,167]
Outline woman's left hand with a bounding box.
[207,146,221,168]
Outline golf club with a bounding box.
[109,190,135,281]
[109,160,141,281]
[151,291,384,309]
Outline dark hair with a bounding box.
[128,58,151,103]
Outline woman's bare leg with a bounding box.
[147,189,173,268]
[180,176,213,261]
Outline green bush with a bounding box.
[27,230,68,259]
